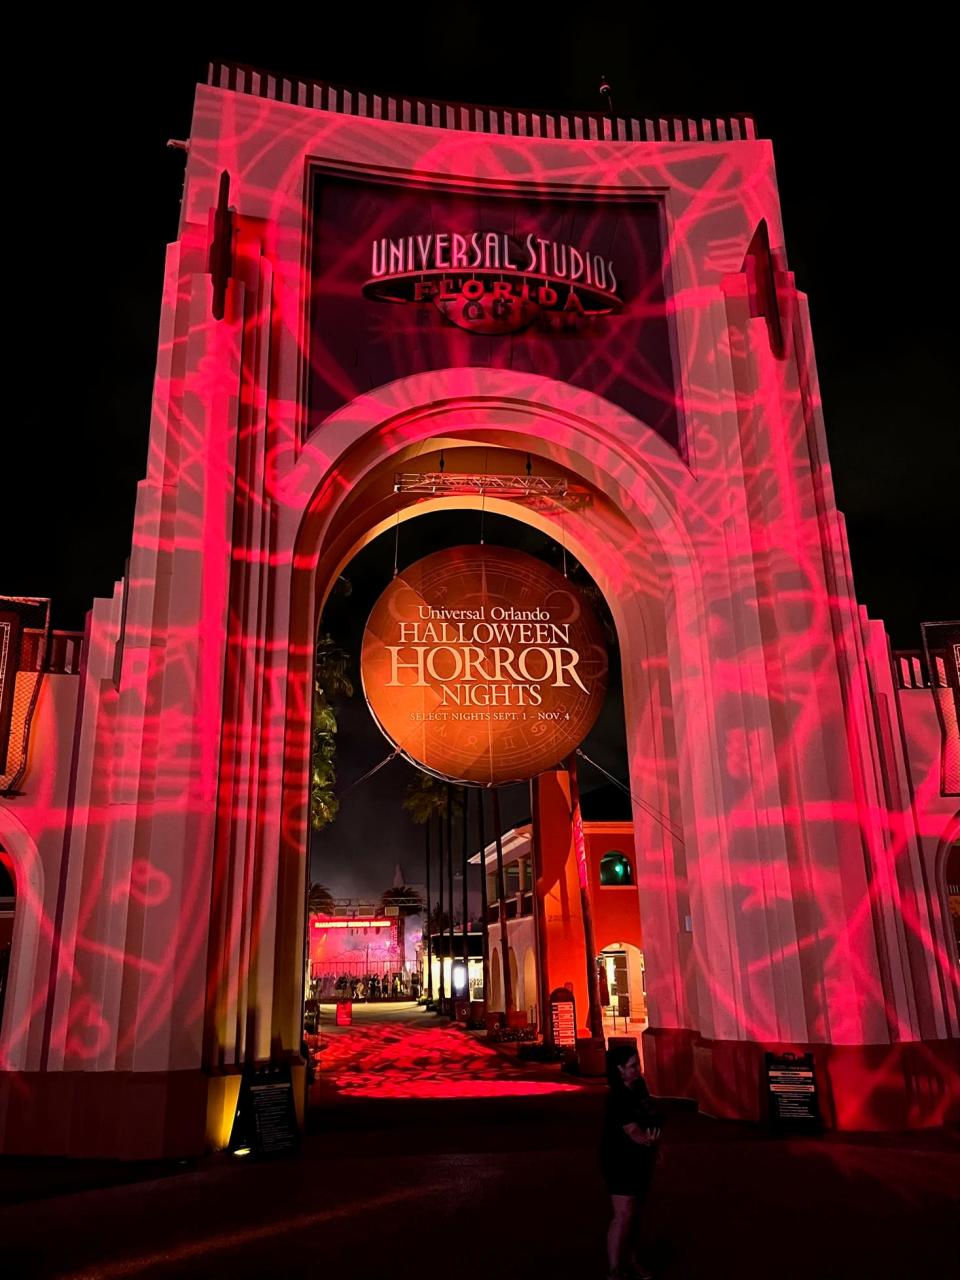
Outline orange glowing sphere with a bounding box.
[361,546,608,785]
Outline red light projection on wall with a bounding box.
[0,66,957,1158]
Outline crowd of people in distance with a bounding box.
[313,971,410,1001]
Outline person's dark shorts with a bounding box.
[600,1149,656,1198]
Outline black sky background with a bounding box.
[5,14,956,895]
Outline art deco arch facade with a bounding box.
[0,67,956,1155]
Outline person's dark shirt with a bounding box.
[601,1077,661,1167]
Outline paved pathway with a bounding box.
[310,1001,588,1101]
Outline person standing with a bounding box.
[600,1044,662,1280]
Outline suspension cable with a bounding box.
[338,749,401,798]
[575,747,685,844]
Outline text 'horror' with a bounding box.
[385,610,589,706]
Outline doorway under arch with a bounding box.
[204,377,717,1110]
[310,498,632,1044]
[597,941,647,1027]
[274,421,696,1076]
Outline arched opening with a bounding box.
[304,495,632,1077]
[490,949,502,1014]
[596,940,647,1034]
[205,377,708,1104]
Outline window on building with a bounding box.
[600,851,633,886]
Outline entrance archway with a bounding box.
[244,372,716,1101]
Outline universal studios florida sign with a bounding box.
[361,547,608,786]
[364,230,621,334]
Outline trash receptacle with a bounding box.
[336,1000,353,1026]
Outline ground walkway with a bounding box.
[2,1011,957,1278]
[310,1000,586,1101]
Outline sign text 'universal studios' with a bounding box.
[370,231,619,294]
[363,231,621,334]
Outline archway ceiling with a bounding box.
[314,440,629,618]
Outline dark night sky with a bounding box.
[6,16,955,895]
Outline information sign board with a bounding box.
[231,1063,300,1156]
[765,1052,820,1129]
[549,987,577,1051]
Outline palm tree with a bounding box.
[379,884,425,970]
[401,770,449,825]
[310,632,353,832]
[427,904,453,933]
[304,881,337,1005]
[308,882,336,916]
[402,772,459,1005]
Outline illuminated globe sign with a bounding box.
[361,546,608,786]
